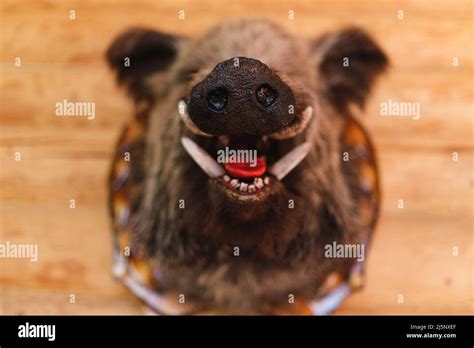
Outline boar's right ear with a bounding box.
[311,28,388,112]
[106,28,181,101]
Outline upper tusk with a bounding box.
[269,106,313,140]
[178,100,213,137]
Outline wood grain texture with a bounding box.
[0,0,472,314]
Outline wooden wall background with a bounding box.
[0,0,472,314]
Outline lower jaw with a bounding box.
[211,174,275,202]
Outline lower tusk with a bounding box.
[269,142,311,180]
[181,137,225,178]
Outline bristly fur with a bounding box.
[106,19,387,313]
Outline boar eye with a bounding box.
[207,88,228,112]
[256,84,278,107]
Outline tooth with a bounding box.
[181,137,225,178]
[255,178,264,189]
[248,184,256,193]
[223,175,230,182]
[269,142,311,180]
[178,101,212,137]
[230,179,239,188]
[239,183,248,192]
[264,177,270,185]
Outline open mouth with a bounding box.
[178,100,312,199]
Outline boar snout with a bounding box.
[187,57,295,136]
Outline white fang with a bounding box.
[181,137,225,178]
[178,100,212,137]
[269,142,311,180]
[269,106,313,140]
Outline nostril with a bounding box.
[207,87,228,112]
[256,84,278,107]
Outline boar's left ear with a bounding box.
[312,28,388,111]
[106,28,181,100]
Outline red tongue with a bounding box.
[225,156,266,178]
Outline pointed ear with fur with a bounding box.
[106,28,182,101]
[312,28,388,111]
